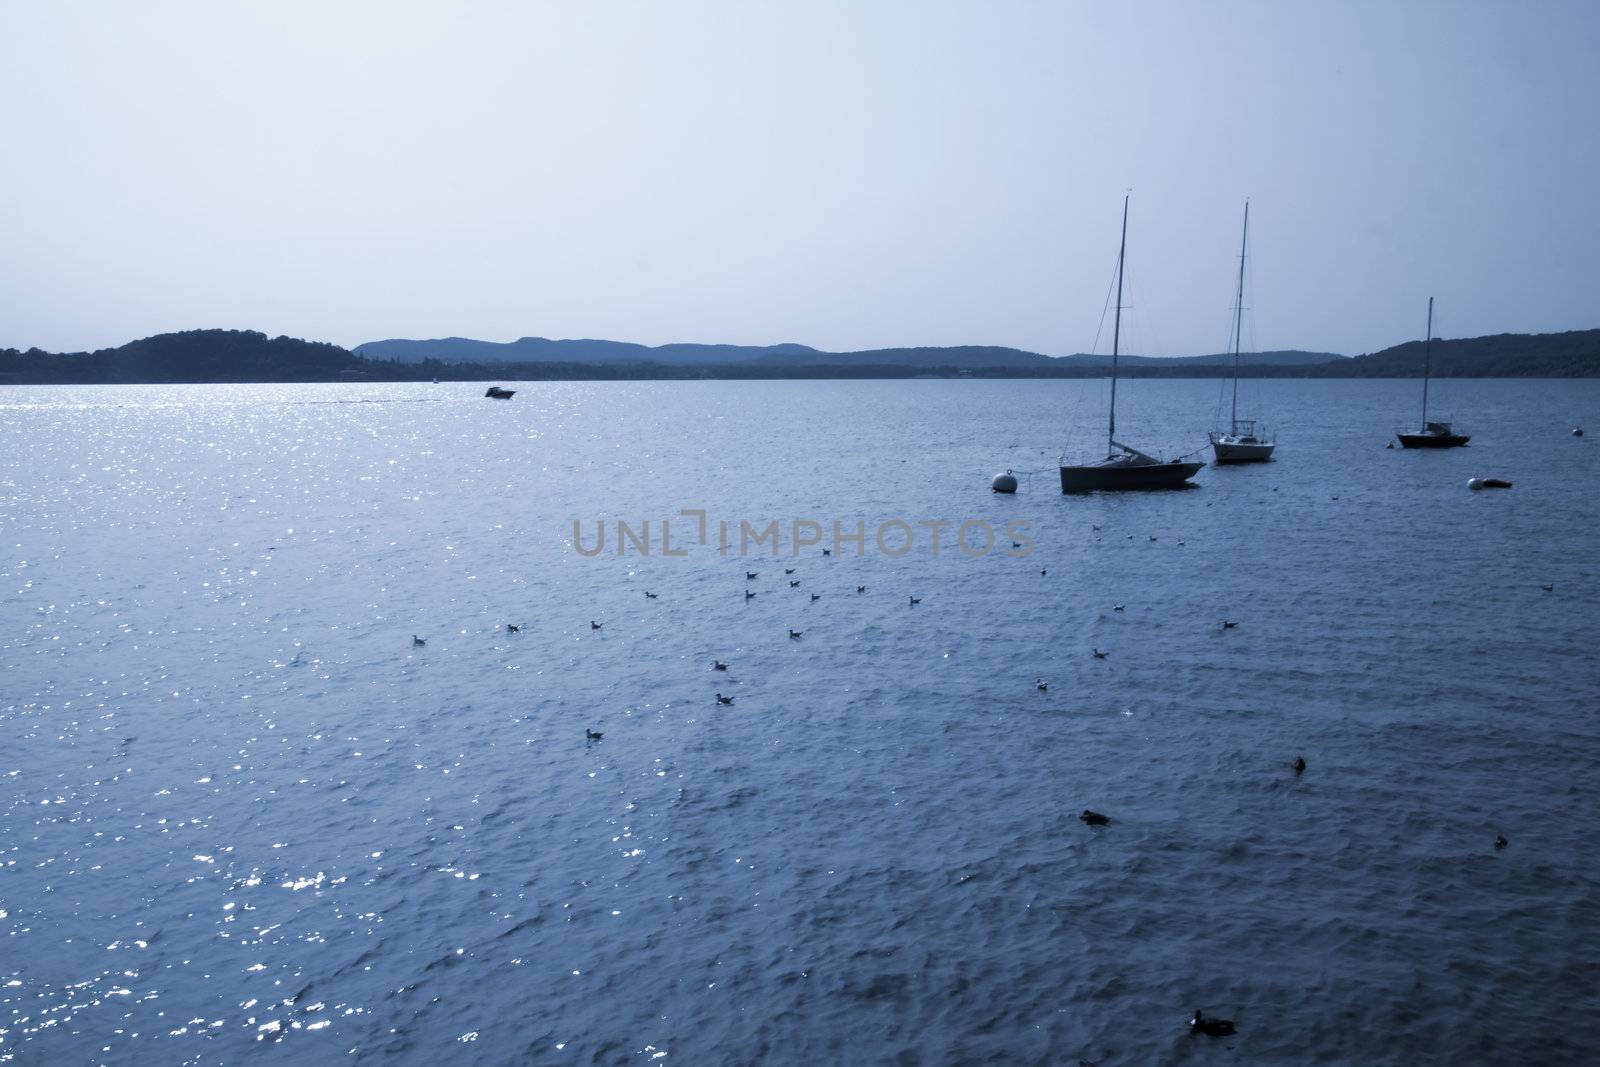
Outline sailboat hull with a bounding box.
[1210,440,1276,464]
[1397,432,1469,448]
[1059,460,1204,492]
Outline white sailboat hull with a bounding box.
[1209,433,1276,464]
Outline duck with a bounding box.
[1292,756,1306,773]
[1012,541,1023,549]
[908,596,921,606]
[1041,568,1048,576]
[1036,679,1048,692]
[811,593,821,602]
[1190,1009,1235,1037]
[590,621,603,630]
[715,693,734,706]
[1112,605,1124,612]
[1495,834,1508,850]
[745,590,756,600]
[789,629,803,639]
[822,549,832,557]
[585,729,604,741]
[712,660,728,671]
[1221,620,1238,630]
[746,571,758,580]
[1092,648,1108,659]
[505,624,520,633]
[1079,809,1110,826]
[1541,584,1554,592]
[412,635,426,647]
[790,580,801,588]
[785,568,796,574]
[857,585,866,593]
[644,591,658,599]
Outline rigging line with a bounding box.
[1089,253,1120,357]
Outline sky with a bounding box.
[2,0,1597,357]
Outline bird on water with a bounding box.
[790,580,800,588]
[506,624,520,633]
[811,593,821,602]
[716,693,734,705]
[1222,620,1238,629]
[712,660,728,671]
[1292,756,1306,773]
[1541,584,1554,592]
[412,635,426,647]
[1079,810,1110,826]
[909,596,921,606]
[1037,679,1048,692]
[644,591,658,599]
[1495,834,1509,850]
[1092,648,1108,659]
[789,629,803,639]
[857,585,866,593]
[585,729,604,741]
[785,568,796,574]
[745,590,756,600]
[590,621,603,630]
[747,571,758,580]
[1190,1010,1236,1037]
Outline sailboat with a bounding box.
[1209,202,1276,463]
[1060,196,1205,492]
[1396,297,1469,448]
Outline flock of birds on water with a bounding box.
[400,533,1543,1043]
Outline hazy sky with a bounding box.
[3,1,1597,356]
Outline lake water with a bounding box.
[3,377,1598,1065]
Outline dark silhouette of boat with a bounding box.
[485,386,516,400]
[1396,298,1468,448]
[1060,196,1204,492]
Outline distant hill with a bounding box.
[1316,329,1600,378]
[357,335,1343,370]
[3,327,1597,383]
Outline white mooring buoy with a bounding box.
[991,471,1018,494]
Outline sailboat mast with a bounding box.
[1109,195,1128,452]
[1231,201,1249,429]
[1421,296,1433,426]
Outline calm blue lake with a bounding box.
[3,377,1598,1064]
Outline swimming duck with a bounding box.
[1190,1009,1235,1037]
[712,660,728,671]
[785,568,796,574]
[909,596,921,606]
[590,621,603,630]
[811,593,821,601]
[745,590,756,600]
[1292,756,1306,773]
[1495,834,1508,850]
[822,549,832,556]
[1037,679,1048,692]
[1221,620,1238,629]
[1092,648,1108,659]
[1541,584,1554,592]
[644,591,658,599]
[790,580,800,588]
[789,629,803,639]
[1079,810,1110,826]
[585,729,604,741]
[506,624,520,633]
[716,693,734,705]
[412,635,426,647]
[1112,605,1124,612]
[857,585,866,593]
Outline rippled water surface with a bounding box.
[3,378,1599,1065]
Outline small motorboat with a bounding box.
[485,387,516,400]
